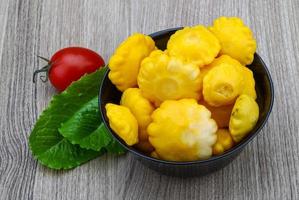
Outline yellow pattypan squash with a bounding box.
[199,99,234,128]
[138,50,201,106]
[203,55,244,107]
[210,17,257,65]
[105,103,138,146]
[199,55,239,91]
[148,99,217,161]
[201,55,257,101]
[198,62,216,89]
[229,95,259,142]
[108,33,155,91]
[241,66,257,99]
[167,25,220,67]
[120,88,155,141]
[212,129,234,156]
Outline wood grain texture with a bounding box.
[0,0,298,199]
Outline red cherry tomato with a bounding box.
[33,47,105,91]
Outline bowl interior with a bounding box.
[99,28,274,165]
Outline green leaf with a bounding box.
[59,99,111,151]
[75,123,126,155]
[58,95,126,153]
[37,139,105,170]
[29,68,110,169]
[73,123,112,151]
[105,139,127,155]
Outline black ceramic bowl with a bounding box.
[99,28,274,177]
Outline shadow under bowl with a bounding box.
[99,27,274,177]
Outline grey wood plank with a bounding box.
[0,0,42,199]
[0,0,9,69]
[0,0,298,200]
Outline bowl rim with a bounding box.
[99,27,274,166]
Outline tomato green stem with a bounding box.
[37,55,50,62]
[33,56,51,83]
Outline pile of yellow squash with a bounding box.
[105,17,259,162]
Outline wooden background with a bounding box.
[0,0,298,199]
